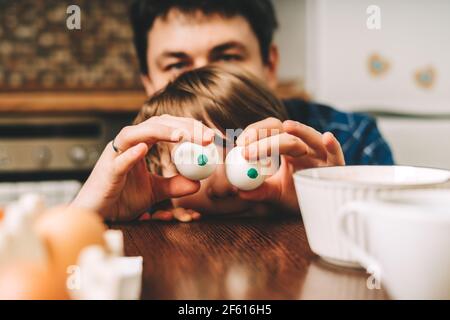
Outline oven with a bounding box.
[0,113,135,207]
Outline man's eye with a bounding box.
[218,54,242,62]
[165,62,188,71]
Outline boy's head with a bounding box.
[129,0,279,96]
[134,65,287,215]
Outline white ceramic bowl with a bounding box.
[293,165,450,268]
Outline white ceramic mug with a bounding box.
[293,166,450,268]
[338,190,450,300]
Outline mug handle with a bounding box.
[338,202,382,279]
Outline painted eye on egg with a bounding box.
[172,142,219,180]
[225,147,266,191]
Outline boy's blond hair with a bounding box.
[134,65,288,174]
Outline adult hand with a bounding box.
[235,118,345,213]
[71,115,214,221]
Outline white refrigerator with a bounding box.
[275,0,450,169]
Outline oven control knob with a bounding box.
[33,146,52,168]
[69,145,89,165]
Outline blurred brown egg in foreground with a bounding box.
[35,206,107,277]
[0,263,68,300]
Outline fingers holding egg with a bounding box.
[225,147,266,191]
[172,142,219,180]
[172,141,279,191]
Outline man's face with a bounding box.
[141,9,279,95]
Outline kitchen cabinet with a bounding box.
[0,91,146,113]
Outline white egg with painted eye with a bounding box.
[225,147,266,191]
[172,142,219,180]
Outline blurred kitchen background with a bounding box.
[0,0,449,206]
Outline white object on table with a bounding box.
[0,180,81,207]
[69,230,143,300]
[172,142,219,180]
[0,194,48,266]
[225,147,266,191]
[293,165,450,268]
[338,190,450,299]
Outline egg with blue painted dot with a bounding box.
[225,147,266,191]
[172,142,219,180]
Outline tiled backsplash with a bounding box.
[0,0,142,91]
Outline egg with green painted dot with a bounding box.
[225,147,265,191]
[172,142,219,180]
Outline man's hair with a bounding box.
[134,65,288,174]
[129,0,278,75]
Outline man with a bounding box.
[71,0,393,221]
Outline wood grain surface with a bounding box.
[111,216,388,300]
[0,82,304,114]
[0,91,146,113]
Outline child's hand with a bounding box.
[71,115,215,221]
[235,118,345,213]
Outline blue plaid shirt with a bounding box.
[283,99,394,165]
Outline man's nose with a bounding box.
[193,57,209,70]
[207,164,238,199]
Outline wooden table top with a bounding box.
[111,216,388,300]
